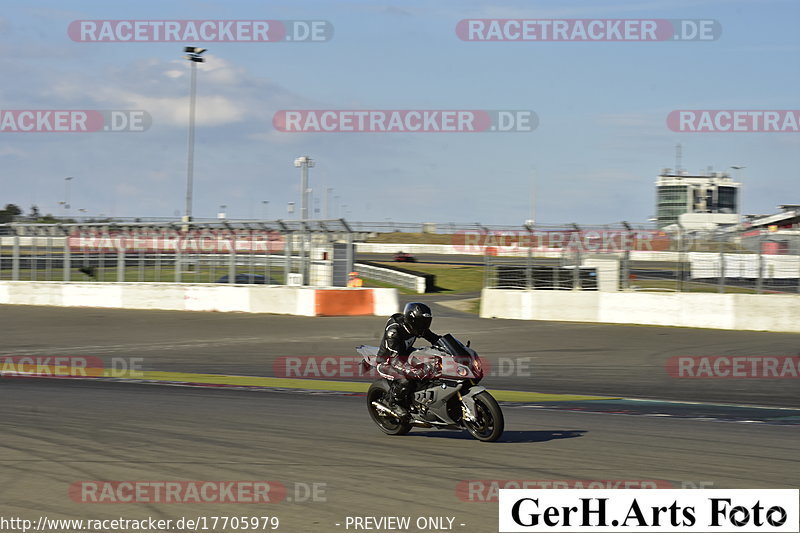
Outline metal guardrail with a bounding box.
[354,262,429,293]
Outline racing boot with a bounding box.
[385,381,409,418]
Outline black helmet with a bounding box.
[403,302,432,336]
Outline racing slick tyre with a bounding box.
[464,391,504,442]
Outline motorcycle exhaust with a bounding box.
[371,401,406,419]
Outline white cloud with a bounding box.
[114,92,246,127]
[34,55,303,129]
[0,145,27,158]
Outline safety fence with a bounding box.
[0,220,356,287]
[480,224,800,294]
[4,221,800,295]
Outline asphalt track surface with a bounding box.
[1,304,798,532]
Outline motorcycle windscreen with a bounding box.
[439,333,472,367]
[438,334,475,369]
[438,334,470,356]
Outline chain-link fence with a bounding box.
[481,224,800,294]
[0,221,356,286]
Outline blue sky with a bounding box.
[0,0,798,224]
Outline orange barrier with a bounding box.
[315,289,375,316]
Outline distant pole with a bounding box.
[325,188,332,218]
[183,46,207,222]
[64,177,73,216]
[530,168,536,227]
[293,156,315,220]
[293,156,315,286]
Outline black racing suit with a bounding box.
[376,313,441,408]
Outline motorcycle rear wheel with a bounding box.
[463,392,504,442]
[367,381,412,436]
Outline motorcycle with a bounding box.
[393,251,416,263]
[357,334,504,442]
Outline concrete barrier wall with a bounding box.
[356,242,688,261]
[0,282,398,317]
[357,242,555,257]
[480,288,800,333]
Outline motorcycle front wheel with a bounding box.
[463,392,504,442]
[367,381,412,436]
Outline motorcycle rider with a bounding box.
[376,302,441,416]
